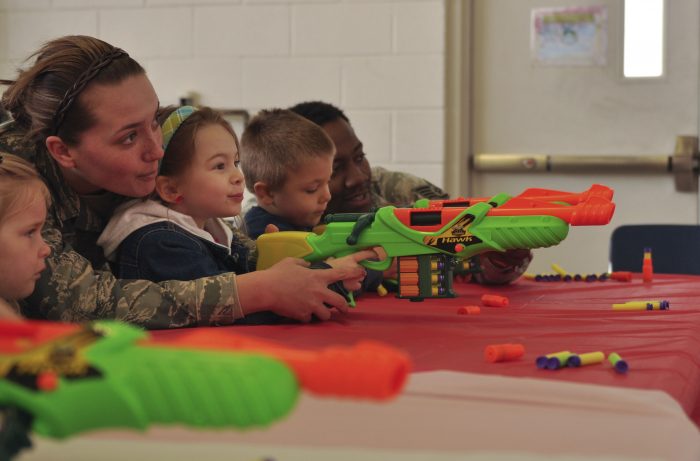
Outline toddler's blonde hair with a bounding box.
[0,152,51,223]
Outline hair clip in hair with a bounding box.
[162,106,197,152]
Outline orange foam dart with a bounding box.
[400,273,420,284]
[457,305,481,315]
[399,286,420,297]
[148,330,412,401]
[481,294,509,307]
[485,343,525,363]
[643,247,654,283]
[399,259,419,272]
[610,271,632,282]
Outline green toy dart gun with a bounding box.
[0,319,410,460]
[256,185,615,300]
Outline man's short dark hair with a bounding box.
[288,101,349,127]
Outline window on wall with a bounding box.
[624,0,664,78]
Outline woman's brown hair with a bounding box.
[1,35,144,150]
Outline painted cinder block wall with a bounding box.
[0,0,446,189]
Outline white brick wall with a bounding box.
[0,0,445,188]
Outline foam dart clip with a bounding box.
[481,294,509,307]
[485,343,525,363]
[568,351,605,367]
[608,352,629,374]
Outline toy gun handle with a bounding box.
[255,231,389,271]
[152,331,411,400]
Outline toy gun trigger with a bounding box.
[361,256,393,272]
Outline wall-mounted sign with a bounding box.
[531,6,607,66]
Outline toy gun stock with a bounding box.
[0,320,410,459]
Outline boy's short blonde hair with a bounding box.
[240,109,335,193]
[0,152,50,223]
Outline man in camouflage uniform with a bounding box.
[288,101,447,215]
[289,101,532,284]
[0,122,259,328]
[369,166,448,210]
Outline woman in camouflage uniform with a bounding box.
[0,35,364,328]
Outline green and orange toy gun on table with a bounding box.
[256,184,615,300]
[0,320,410,460]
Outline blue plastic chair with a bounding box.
[609,224,700,275]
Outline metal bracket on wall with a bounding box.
[472,135,700,192]
[673,136,699,192]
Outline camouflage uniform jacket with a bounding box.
[0,122,256,329]
[369,166,448,208]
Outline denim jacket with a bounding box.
[98,200,255,282]
[115,221,253,282]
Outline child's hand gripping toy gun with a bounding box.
[0,320,410,460]
[255,184,615,300]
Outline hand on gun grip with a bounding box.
[472,249,533,285]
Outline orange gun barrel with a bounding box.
[398,195,615,231]
[424,184,614,209]
[149,330,411,401]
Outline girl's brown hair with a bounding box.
[0,152,51,223]
[158,106,240,179]
[1,35,144,149]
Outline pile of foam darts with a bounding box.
[535,350,628,373]
[482,345,629,374]
[524,263,632,282]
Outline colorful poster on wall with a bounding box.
[531,6,607,66]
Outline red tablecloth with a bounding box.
[152,274,700,424]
